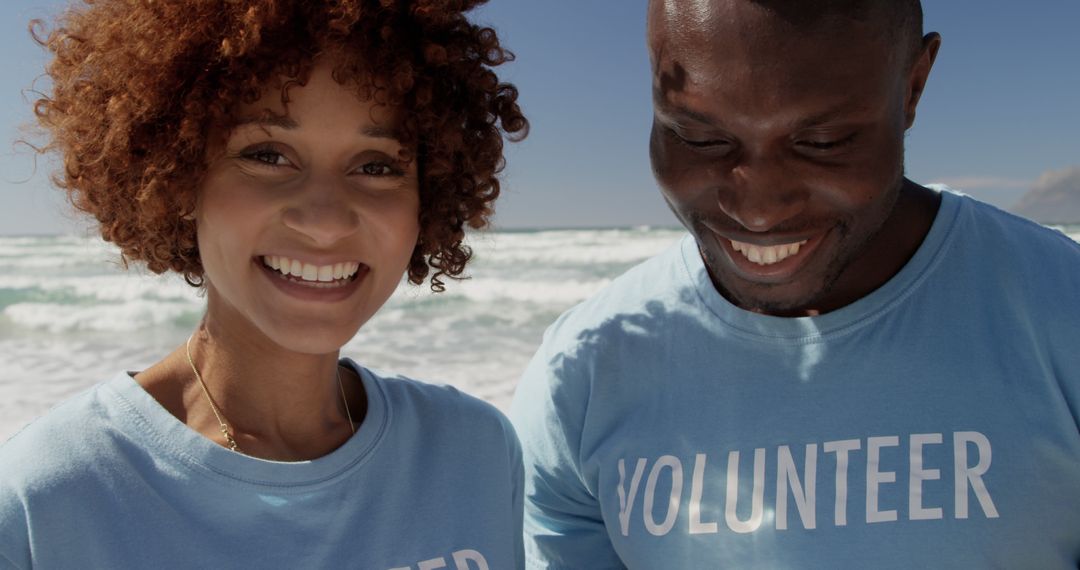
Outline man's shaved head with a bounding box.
[645,0,941,315]
[746,0,923,63]
[650,0,924,66]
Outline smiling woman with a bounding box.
[0,1,528,568]
[196,61,423,358]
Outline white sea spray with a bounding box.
[0,229,683,440]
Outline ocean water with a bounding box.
[2,224,1078,442]
[0,228,684,441]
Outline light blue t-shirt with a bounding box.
[511,191,1080,569]
[0,360,523,569]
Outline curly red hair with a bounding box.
[33,0,527,291]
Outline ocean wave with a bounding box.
[452,277,611,305]
[466,229,683,265]
[0,274,198,305]
[3,299,201,333]
[0,236,118,257]
[377,274,611,306]
[0,255,117,270]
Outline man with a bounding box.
[510,0,1080,567]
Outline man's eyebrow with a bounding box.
[793,102,870,130]
[654,98,718,125]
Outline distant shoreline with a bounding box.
[8,224,1080,240]
[0,225,692,239]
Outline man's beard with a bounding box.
[696,182,904,316]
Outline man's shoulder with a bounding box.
[950,191,1080,278]
[955,191,1079,254]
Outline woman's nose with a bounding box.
[281,177,360,246]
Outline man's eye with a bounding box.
[800,140,840,150]
[682,137,729,149]
[669,128,732,150]
[796,134,855,152]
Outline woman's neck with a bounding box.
[136,308,364,461]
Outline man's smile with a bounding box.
[728,238,808,265]
[708,227,832,284]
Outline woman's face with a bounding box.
[195,58,420,354]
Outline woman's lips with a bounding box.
[255,257,367,302]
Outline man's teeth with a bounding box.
[730,239,808,265]
[262,256,361,282]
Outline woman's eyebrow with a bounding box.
[232,116,399,140]
[361,124,400,140]
[234,115,298,130]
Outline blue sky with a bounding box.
[2,0,1078,234]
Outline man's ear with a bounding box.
[905,32,942,129]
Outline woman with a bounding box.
[0,1,527,568]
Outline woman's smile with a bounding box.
[254,254,369,303]
[261,255,363,284]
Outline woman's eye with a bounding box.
[359,162,398,176]
[242,149,291,167]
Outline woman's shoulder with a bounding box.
[0,376,130,490]
[346,360,518,450]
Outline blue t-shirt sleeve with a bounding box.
[502,410,527,570]
[511,326,626,570]
[1039,229,1080,426]
[0,553,23,570]
[0,456,30,569]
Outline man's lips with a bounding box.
[707,227,830,282]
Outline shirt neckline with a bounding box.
[104,357,389,489]
[682,188,964,343]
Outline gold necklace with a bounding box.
[184,335,355,454]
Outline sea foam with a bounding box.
[0,230,680,440]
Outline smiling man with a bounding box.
[510,0,1080,567]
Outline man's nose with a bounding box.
[718,154,808,232]
[281,176,360,247]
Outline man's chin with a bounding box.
[729,288,824,316]
[699,231,859,317]
[709,270,834,317]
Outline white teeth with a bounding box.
[729,239,808,266]
[261,256,362,283]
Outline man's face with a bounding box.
[648,0,932,315]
